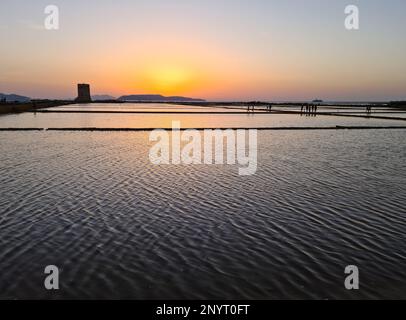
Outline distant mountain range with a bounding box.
[118,94,205,102]
[0,93,205,103]
[0,93,31,102]
[92,95,116,101]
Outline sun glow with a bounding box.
[140,65,196,95]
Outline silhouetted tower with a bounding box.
[75,84,92,103]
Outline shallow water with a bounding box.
[0,109,404,129]
[44,103,244,113]
[0,130,405,299]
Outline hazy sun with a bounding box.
[142,65,193,95]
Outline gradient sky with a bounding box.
[1,0,405,101]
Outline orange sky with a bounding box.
[1,0,406,101]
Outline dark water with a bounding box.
[0,130,405,299]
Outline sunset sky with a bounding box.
[1,0,406,101]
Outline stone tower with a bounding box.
[75,84,92,103]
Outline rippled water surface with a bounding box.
[0,129,405,299]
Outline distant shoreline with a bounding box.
[0,100,73,116]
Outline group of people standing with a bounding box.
[247,105,256,112]
[301,104,318,116]
[246,103,321,115]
